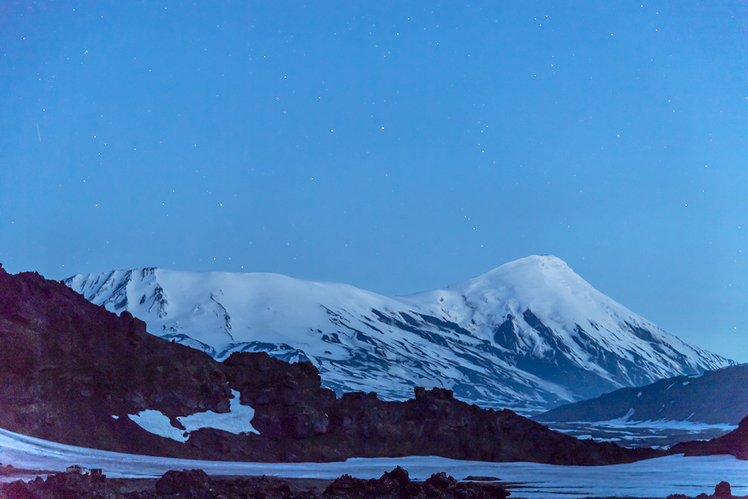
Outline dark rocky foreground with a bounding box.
[2,467,511,499]
[4,470,747,499]
[665,481,746,499]
[0,263,664,465]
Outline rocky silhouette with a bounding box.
[1,467,509,499]
[665,480,743,499]
[6,469,746,499]
[0,263,661,464]
[321,466,509,499]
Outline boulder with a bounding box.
[714,481,731,497]
[155,469,212,497]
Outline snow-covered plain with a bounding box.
[540,404,740,448]
[0,429,746,499]
[546,419,737,448]
[574,417,736,433]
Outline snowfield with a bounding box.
[0,429,746,499]
[544,419,737,449]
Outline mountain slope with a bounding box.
[534,364,748,425]
[64,255,733,413]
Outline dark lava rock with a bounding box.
[218,475,313,499]
[155,469,212,496]
[666,482,741,499]
[3,480,35,499]
[322,466,510,499]
[222,351,335,441]
[714,481,732,497]
[1,468,509,499]
[0,267,231,459]
[0,265,662,465]
[2,472,117,499]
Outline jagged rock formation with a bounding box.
[0,263,661,465]
[322,466,509,499]
[224,366,660,464]
[0,265,231,458]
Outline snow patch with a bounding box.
[128,390,258,442]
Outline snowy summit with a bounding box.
[65,255,732,413]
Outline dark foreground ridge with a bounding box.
[4,470,747,499]
[667,480,745,499]
[3,467,510,499]
[0,264,705,464]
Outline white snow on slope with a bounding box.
[128,390,259,442]
[581,417,737,432]
[65,255,733,412]
[404,255,717,376]
[0,428,746,499]
[550,418,737,436]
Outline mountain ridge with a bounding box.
[0,262,663,465]
[64,255,733,413]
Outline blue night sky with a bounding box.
[1,2,747,361]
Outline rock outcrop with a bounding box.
[0,265,231,458]
[665,481,742,499]
[0,264,661,464]
[322,466,509,499]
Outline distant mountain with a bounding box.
[64,255,733,413]
[534,364,748,425]
[0,263,663,465]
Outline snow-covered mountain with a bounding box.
[64,255,733,413]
